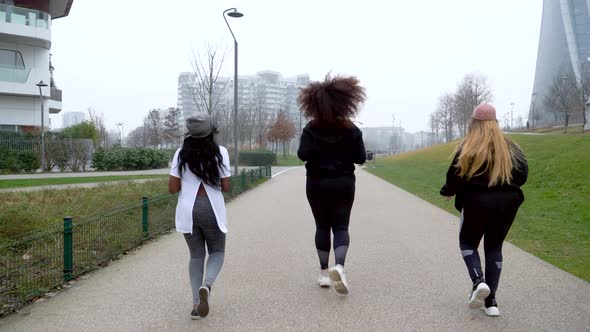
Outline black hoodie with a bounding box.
[297,122,366,177]
[440,142,528,212]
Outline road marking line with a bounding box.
[272,167,299,178]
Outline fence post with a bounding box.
[142,196,149,238]
[241,171,246,188]
[267,165,271,177]
[63,217,74,282]
[250,169,254,182]
[259,167,262,178]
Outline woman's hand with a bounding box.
[444,195,454,202]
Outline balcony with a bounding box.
[49,87,62,114]
[0,4,51,47]
[0,4,50,29]
[0,64,31,83]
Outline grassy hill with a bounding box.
[368,134,590,282]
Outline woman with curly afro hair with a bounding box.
[297,74,367,295]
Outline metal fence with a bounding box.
[0,165,271,316]
[0,137,94,172]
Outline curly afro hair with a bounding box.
[298,74,366,127]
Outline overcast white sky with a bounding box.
[49,0,542,134]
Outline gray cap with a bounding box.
[186,112,213,138]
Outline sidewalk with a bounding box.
[1,168,588,331]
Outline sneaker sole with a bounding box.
[191,315,201,320]
[197,288,209,317]
[319,282,331,288]
[481,306,500,317]
[329,269,348,295]
[468,285,490,309]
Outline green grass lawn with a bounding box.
[0,174,168,189]
[0,180,170,239]
[276,154,304,167]
[367,134,590,282]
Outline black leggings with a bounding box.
[459,192,521,299]
[306,174,355,269]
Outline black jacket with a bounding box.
[297,122,366,177]
[440,142,528,212]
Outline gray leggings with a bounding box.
[183,195,226,304]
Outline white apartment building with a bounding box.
[0,0,73,133]
[61,111,85,128]
[177,70,310,123]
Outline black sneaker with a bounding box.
[197,286,210,318]
[468,281,490,309]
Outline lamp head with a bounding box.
[227,10,243,18]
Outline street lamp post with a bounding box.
[116,122,124,146]
[36,81,48,171]
[223,8,244,175]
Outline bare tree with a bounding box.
[126,126,148,148]
[516,115,524,129]
[189,43,230,115]
[454,73,494,137]
[544,73,579,133]
[87,107,107,149]
[163,107,182,148]
[145,109,163,148]
[437,93,455,142]
[429,112,441,144]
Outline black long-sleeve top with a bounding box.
[297,122,366,177]
[440,142,528,211]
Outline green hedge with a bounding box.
[239,150,276,166]
[92,148,168,171]
[0,148,40,174]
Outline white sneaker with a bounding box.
[318,270,331,287]
[329,264,349,295]
[468,282,490,309]
[482,306,500,317]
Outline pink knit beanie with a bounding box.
[472,104,496,121]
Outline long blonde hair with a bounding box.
[456,119,518,187]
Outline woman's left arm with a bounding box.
[169,148,182,194]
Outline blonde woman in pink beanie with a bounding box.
[440,104,528,317]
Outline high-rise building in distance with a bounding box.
[62,111,86,128]
[530,0,590,127]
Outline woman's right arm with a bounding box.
[440,151,461,197]
[297,126,313,162]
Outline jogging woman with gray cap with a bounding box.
[440,104,528,317]
[169,112,231,320]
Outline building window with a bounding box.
[0,49,25,67]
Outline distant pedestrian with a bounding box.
[297,74,367,295]
[440,104,528,317]
[169,113,231,320]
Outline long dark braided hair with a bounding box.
[177,132,226,187]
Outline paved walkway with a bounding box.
[1,168,589,331]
